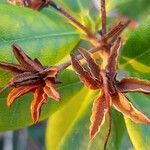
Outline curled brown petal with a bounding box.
[44,79,60,101]
[9,72,41,87]
[0,61,27,74]
[106,38,122,79]
[103,19,130,42]
[104,109,111,150]
[89,93,106,140]
[100,71,110,109]
[112,92,150,124]
[31,87,47,123]
[100,71,112,149]
[117,78,150,94]
[34,58,43,67]
[12,44,43,71]
[78,47,101,80]
[71,54,100,89]
[7,85,37,107]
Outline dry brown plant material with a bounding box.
[71,39,150,149]
[0,44,60,123]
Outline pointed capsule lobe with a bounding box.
[90,93,106,140]
[112,92,150,124]
[7,85,37,107]
[31,87,47,123]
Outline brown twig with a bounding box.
[48,0,98,46]
[39,45,106,74]
[108,20,131,43]
[42,18,130,73]
[52,20,129,73]
[100,0,107,35]
[104,110,111,150]
[57,46,104,71]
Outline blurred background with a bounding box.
[0,122,46,150]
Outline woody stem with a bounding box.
[101,0,107,35]
[48,0,99,46]
[41,46,103,74]
[100,71,111,149]
[57,46,104,71]
[57,21,128,72]
[104,110,111,150]
[57,18,129,72]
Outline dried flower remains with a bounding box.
[0,44,60,123]
[71,38,150,148]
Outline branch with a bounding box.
[100,0,107,35]
[48,0,98,46]
[58,46,103,71]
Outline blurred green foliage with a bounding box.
[0,0,149,150]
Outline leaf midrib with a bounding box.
[0,32,79,45]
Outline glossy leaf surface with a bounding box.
[120,16,150,80]
[0,4,81,130]
[119,16,150,149]
[114,0,150,20]
[0,4,80,85]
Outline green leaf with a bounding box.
[119,16,150,149]
[0,69,83,131]
[46,89,128,150]
[119,15,150,80]
[124,93,150,150]
[114,0,150,20]
[0,0,6,4]
[0,5,81,131]
[125,118,150,150]
[54,0,100,32]
[0,4,80,85]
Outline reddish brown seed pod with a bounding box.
[71,39,150,150]
[0,44,60,123]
